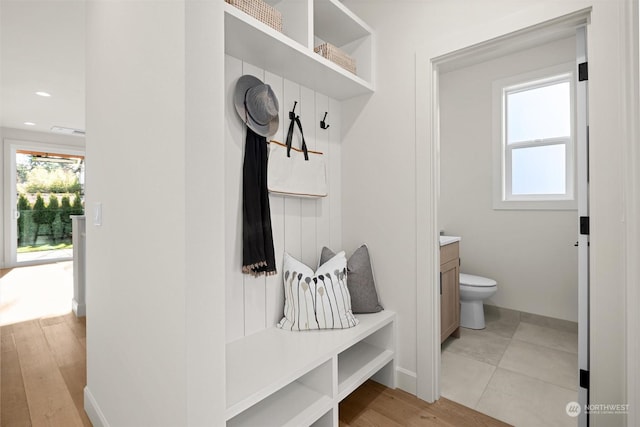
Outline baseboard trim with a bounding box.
[72,299,86,317]
[396,367,417,395]
[84,386,109,427]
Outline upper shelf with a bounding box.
[224,0,373,100]
[313,0,372,47]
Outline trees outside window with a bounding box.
[15,151,85,253]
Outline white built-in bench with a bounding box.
[225,310,396,427]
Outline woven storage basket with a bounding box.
[314,42,357,75]
[226,0,282,33]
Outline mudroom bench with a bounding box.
[225,310,396,427]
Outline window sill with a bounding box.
[493,198,577,211]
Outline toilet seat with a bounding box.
[460,273,497,288]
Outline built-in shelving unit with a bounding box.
[225,311,396,427]
[224,0,374,100]
[223,2,381,425]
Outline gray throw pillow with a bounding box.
[320,245,383,314]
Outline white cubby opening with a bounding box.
[227,359,333,427]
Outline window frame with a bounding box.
[492,62,577,210]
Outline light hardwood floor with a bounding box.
[1,312,91,427]
[340,380,512,427]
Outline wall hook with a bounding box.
[320,112,330,129]
[289,101,298,120]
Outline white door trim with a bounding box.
[575,24,589,427]
[624,1,640,424]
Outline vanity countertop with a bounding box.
[439,235,461,246]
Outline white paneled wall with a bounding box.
[225,55,342,343]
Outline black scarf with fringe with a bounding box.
[242,127,277,276]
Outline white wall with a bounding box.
[1,127,85,268]
[225,55,343,342]
[344,1,632,423]
[439,36,579,322]
[85,1,225,426]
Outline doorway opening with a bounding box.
[5,143,85,267]
[416,9,591,427]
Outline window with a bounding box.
[493,63,576,210]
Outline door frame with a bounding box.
[575,24,589,427]
[415,8,593,403]
[624,2,640,425]
[3,139,85,268]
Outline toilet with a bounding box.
[459,273,497,329]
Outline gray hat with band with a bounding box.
[234,75,279,137]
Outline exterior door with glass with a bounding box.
[5,141,84,267]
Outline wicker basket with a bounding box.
[314,42,356,75]
[226,0,282,33]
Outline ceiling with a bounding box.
[1,0,85,135]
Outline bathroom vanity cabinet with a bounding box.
[440,241,460,343]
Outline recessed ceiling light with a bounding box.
[24,122,36,126]
[35,91,51,97]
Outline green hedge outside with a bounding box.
[17,192,84,249]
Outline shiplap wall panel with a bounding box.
[225,55,342,342]
[241,62,268,337]
[300,86,318,268]
[328,98,342,250]
[264,70,286,328]
[224,55,245,341]
[315,94,331,253]
[282,79,303,261]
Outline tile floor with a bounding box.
[441,305,578,427]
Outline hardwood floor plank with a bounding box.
[39,315,68,327]
[14,325,85,427]
[42,322,85,367]
[2,331,17,353]
[1,345,32,427]
[2,319,40,338]
[59,361,92,427]
[341,382,448,427]
[63,313,86,342]
[340,408,406,427]
[388,385,510,427]
[340,381,512,427]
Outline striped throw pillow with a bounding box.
[277,251,358,331]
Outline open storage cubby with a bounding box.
[227,359,333,427]
[313,0,372,82]
[337,321,394,401]
[224,0,374,100]
[225,311,396,427]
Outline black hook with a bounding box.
[320,112,330,129]
[289,101,298,120]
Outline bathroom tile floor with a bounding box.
[441,306,578,427]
